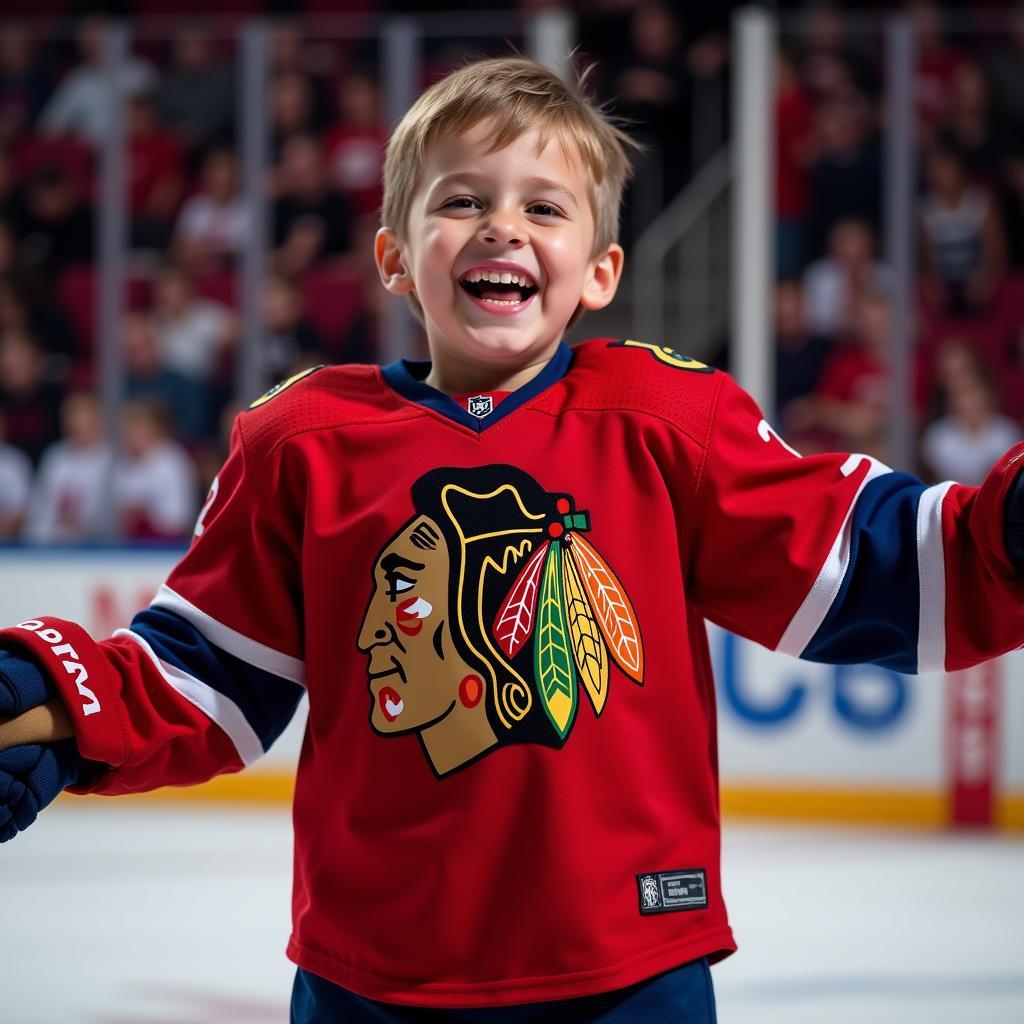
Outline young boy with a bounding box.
[2,58,1024,1023]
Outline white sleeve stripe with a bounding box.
[150,584,306,687]
[113,629,265,768]
[916,482,953,674]
[776,457,892,657]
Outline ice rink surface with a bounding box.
[2,803,1022,1024]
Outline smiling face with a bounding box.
[357,515,471,734]
[374,121,624,385]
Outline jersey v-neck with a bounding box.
[380,341,573,433]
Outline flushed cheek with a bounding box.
[396,596,433,636]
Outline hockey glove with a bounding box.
[1005,465,1024,577]
[0,649,82,843]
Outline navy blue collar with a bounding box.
[380,342,573,433]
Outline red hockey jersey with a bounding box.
[4,337,1024,1007]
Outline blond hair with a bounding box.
[381,56,638,255]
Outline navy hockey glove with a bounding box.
[0,649,82,843]
[1005,466,1024,577]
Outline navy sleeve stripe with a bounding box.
[122,607,305,760]
[151,584,306,687]
[776,455,891,657]
[798,471,930,674]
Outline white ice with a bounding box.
[1,804,1022,1023]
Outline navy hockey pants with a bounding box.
[290,957,717,1023]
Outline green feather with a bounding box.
[534,543,577,739]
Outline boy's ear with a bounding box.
[374,228,414,295]
[580,243,625,312]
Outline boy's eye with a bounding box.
[528,202,562,218]
[442,196,481,210]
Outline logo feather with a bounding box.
[567,532,644,683]
[561,548,610,715]
[535,543,577,739]
[492,541,549,659]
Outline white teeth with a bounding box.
[461,269,535,288]
[385,697,404,717]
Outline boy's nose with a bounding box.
[479,214,525,247]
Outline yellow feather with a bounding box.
[562,548,610,715]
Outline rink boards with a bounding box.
[0,547,1020,830]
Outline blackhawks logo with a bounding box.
[357,465,645,778]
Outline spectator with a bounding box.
[113,398,197,541]
[919,146,1006,317]
[987,2,1024,137]
[0,272,75,364]
[791,292,896,460]
[269,21,330,129]
[158,24,234,156]
[0,408,31,539]
[608,3,692,202]
[803,218,891,339]
[0,217,16,275]
[324,72,386,218]
[796,4,877,102]
[938,62,1003,181]
[9,162,93,280]
[123,310,207,443]
[1000,148,1024,269]
[151,263,235,386]
[270,71,318,161]
[922,364,1021,485]
[173,147,249,273]
[807,90,881,258]
[910,0,965,131]
[272,135,353,276]
[127,91,185,251]
[773,279,831,435]
[775,49,815,277]
[0,21,50,146]
[0,146,14,219]
[23,391,111,543]
[39,14,156,146]
[0,327,62,463]
[262,273,319,383]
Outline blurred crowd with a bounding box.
[0,1,1023,544]
[771,1,1024,489]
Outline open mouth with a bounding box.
[459,268,538,310]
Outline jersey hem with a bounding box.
[285,926,736,1008]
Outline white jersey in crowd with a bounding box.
[802,258,893,337]
[113,440,198,538]
[174,194,250,257]
[155,300,233,383]
[922,414,1023,486]
[0,443,32,527]
[24,441,114,543]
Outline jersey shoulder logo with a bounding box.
[608,339,712,373]
[358,465,646,779]
[248,365,326,409]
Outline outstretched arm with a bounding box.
[0,414,306,841]
[688,373,1024,673]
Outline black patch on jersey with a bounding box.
[636,869,707,914]
[248,365,326,409]
[608,339,713,373]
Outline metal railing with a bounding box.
[631,146,732,354]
